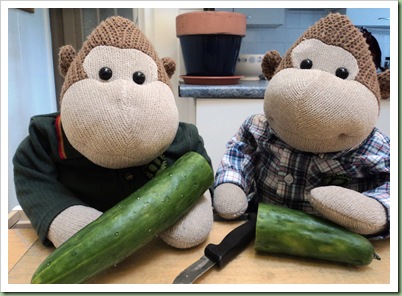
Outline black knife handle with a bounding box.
[204,213,257,268]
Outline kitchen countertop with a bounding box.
[178,79,268,98]
[8,210,390,288]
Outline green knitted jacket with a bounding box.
[13,113,212,246]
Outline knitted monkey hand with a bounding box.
[213,183,248,219]
[159,190,213,248]
[48,205,102,248]
[309,186,388,235]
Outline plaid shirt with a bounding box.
[215,114,390,237]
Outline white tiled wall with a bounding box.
[240,9,390,68]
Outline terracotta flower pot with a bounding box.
[176,11,246,76]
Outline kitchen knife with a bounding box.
[173,212,257,284]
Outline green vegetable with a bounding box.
[255,203,380,266]
[31,152,213,284]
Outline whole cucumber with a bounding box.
[255,203,380,266]
[31,152,213,284]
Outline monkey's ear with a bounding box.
[377,69,390,100]
[161,57,176,78]
[58,45,76,78]
[261,50,282,80]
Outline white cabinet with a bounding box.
[196,98,264,172]
[346,8,390,28]
[216,8,284,27]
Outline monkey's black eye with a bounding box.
[99,67,113,81]
[300,59,313,69]
[133,71,146,84]
[335,67,349,79]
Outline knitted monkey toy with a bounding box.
[13,16,213,249]
[214,13,390,238]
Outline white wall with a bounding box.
[8,8,57,211]
[140,8,196,124]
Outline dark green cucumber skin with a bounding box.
[31,152,213,284]
[255,203,376,266]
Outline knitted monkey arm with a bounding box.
[159,190,213,249]
[13,115,88,246]
[214,115,261,193]
[310,130,390,238]
[213,115,262,219]
[156,122,213,248]
[214,183,248,219]
[309,186,388,237]
[48,205,102,248]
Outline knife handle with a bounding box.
[204,212,257,268]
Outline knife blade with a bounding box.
[173,212,257,284]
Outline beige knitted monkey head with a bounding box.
[58,16,179,168]
[261,13,390,153]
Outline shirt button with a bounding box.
[125,173,134,181]
[284,174,294,184]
